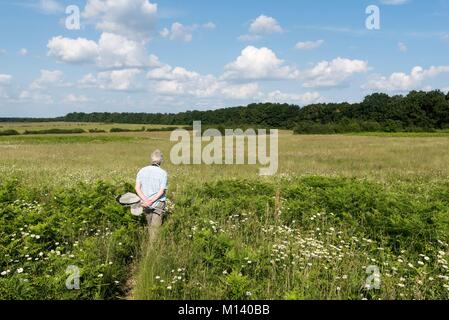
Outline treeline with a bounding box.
[2,90,449,133]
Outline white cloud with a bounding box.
[364,65,449,92]
[221,83,260,99]
[264,90,321,105]
[160,22,216,42]
[82,0,158,41]
[80,69,142,91]
[30,70,64,90]
[47,36,100,63]
[202,22,216,30]
[19,91,54,104]
[47,33,159,68]
[303,57,368,88]
[239,15,283,42]
[295,40,324,50]
[222,46,299,81]
[160,22,194,42]
[249,15,283,35]
[148,68,219,98]
[97,32,154,68]
[18,48,28,56]
[63,94,89,104]
[380,0,409,5]
[145,57,319,104]
[38,0,64,14]
[398,42,408,52]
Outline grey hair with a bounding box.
[151,149,164,165]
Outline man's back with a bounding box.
[136,165,168,204]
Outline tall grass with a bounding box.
[133,177,449,300]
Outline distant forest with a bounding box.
[2,90,449,134]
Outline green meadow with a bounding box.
[1,123,449,299]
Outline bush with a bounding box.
[0,179,143,300]
[23,129,86,135]
[110,127,145,133]
[88,129,106,133]
[0,130,20,136]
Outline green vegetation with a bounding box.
[0,179,144,300]
[110,127,146,133]
[134,177,449,300]
[89,129,107,133]
[0,130,20,136]
[2,123,449,300]
[24,129,86,135]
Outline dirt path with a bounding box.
[123,224,161,300]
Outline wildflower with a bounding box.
[155,276,161,280]
[397,283,405,288]
[246,291,252,296]
[1,271,6,276]
[17,268,23,274]
[167,286,172,290]
[98,274,103,278]
[418,261,424,266]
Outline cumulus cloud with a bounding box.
[364,65,449,92]
[239,15,283,41]
[47,36,100,63]
[303,57,368,88]
[295,40,324,50]
[222,46,299,81]
[47,33,160,68]
[160,22,216,42]
[30,70,64,90]
[82,0,158,41]
[221,83,260,100]
[79,69,142,91]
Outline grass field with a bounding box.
[1,123,449,300]
[0,122,179,134]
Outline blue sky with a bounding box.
[1,0,449,117]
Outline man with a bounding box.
[135,149,168,228]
